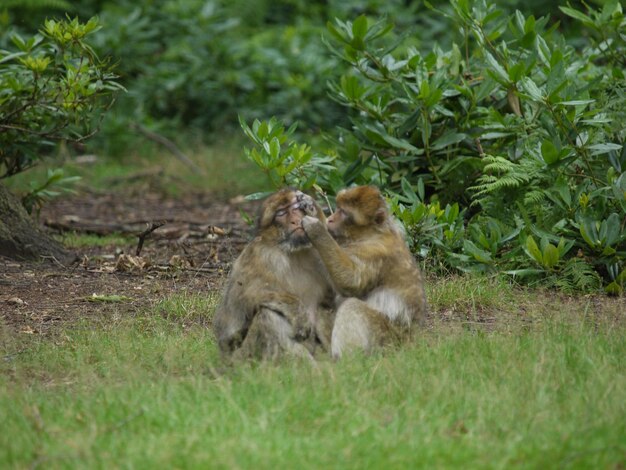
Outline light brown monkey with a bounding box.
[301,185,427,358]
[213,189,335,361]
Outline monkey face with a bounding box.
[326,186,388,239]
[326,206,349,238]
[258,189,325,251]
[276,198,305,224]
[266,191,312,251]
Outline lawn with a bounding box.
[2,277,624,469]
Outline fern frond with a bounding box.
[470,156,533,197]
[557,258,602,293]
[524,189,546,206]
[481,156,515,173]
[470,154,546,201]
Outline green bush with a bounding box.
[0,17,121,178]
[74,0,348,156]
[2,0,586,156]
[244,0,626,293]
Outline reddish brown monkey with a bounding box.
[213,189,335,361]
[302,185,427,358]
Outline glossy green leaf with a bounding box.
[600,213,620,246]
[464,240,493,263]
[484,52,509,84]
[542,243,560,268]
[557,99,595,106]
[559,6,595,26]
[541,140,560,165]
[269,137,280,160]
[352,15,368,40]
[431,132,467,150]
[580,219,600,249]
[588,143,623,156]
[520,77,543,101]
[326,21,348,44]
[525,235,543,264]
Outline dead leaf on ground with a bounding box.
[86,294,133,303]
[115,254,150,273]
[168,255,193,269]
[204,225,226,236]
[229,195,246,205]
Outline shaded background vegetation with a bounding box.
[3,0,597,148]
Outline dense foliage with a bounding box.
[242,0,626,293]
[2,0,571,155]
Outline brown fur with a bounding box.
[335,185,386,226]
[302,185,427,358]
[213,189,335,361]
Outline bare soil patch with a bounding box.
[1,189,258,336]
[2,189,624,339]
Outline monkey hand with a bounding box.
[301,215,326,240]
[295,191,318,217]
[292,313,314,341]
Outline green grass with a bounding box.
[155,291,221,325]
[426,274,520,311]
[1,280,624,469]
[5,135,268,199]
[54,232,132,248]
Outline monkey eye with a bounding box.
[274,208,288,217]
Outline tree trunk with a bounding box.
[0,183,73,263]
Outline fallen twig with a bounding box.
[45,217,234,239]
[136,221,167,256]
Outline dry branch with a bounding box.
[45,216,234,238]
[130,123,203,173]
[136,221,167,256]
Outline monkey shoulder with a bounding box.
[361,232,422,283]
[345,231,402,261]
[220,240,281,299]
[231,238,284,273]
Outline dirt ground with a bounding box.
[0,189,259,336]
[2,189,624,339]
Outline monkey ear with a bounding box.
[257,208,272,230]
[374,208,387,225]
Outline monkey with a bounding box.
[301,185,428,358]
[212,188,335,361]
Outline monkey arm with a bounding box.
[214,267,306,352]
[213,278,251,353]
[216,285,310,353]
[256,288,314,340]
[302,215,377,297]
[257,290,302,322]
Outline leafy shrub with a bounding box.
[2,0,584,156]
[239,117,337,203]
[21,168,80,216]
[244,0,626,293]
[0,17,121,178]
[70,0,348,156]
